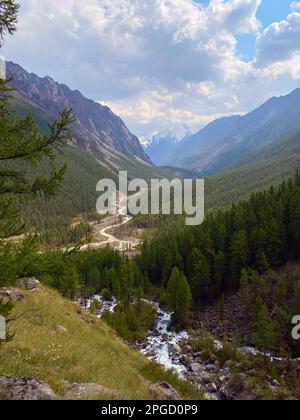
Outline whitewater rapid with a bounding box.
[139,302,189,378]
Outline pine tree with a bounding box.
[255,251,270,274]
[167,267,192,326]
[230,230,248,288]
[252,301,276,357]
[188,249,211,301]
[0,0,19,42]
[86,265,100,294]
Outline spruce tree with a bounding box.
[188,248,211,301]
[0,0,19,42]
[167,267,192,326]
[252,301,276,357]
[230,230,248,288]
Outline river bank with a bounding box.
[80,294,300,400]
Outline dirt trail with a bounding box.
[80,192,143,252]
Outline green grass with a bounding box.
[0,285,202,400]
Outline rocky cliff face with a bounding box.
[6,62,151,164]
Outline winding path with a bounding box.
[79,192,143,252]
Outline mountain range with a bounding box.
[162,88,300,175]
[142,125,191,165]
[6,61,151,166]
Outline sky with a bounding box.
[2,0,300,138]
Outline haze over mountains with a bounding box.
[161,88,300,175]
[142,87,300,181]
[6,62,151,166]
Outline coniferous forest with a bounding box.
[1,0,300,402]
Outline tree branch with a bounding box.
[7,304,48,323]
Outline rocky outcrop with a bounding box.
[63,382,119,400]
[149,381,180,400]
[54,326,68,335]
[0,377,57,400]
[16,277,40,291]
[219,378,258,401]
[7,61,151,164]
[0,289,24,301]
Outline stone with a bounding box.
[195,371,212,385]
[55,326,68,335]
[208,383,218,393]
[182,345,192,354]
[205,364,216,372]
[0,377,56,400]
[272,380,280,387]
[0,289,24,302]
[219,380,257,401]
[214,340,223,352]
[149,381,180,401]
[202,372,213,385]
[182,355,193,367]
[64,382,119,400]
[16,277,39,291]
[191,363,202,373]
[221,367,230,376]
[173,344,182,354]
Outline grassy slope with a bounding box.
[0,285,201,400]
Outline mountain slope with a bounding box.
[0,284,200,400]
[170,88,300,175]
[206,127,300,210]
[6,61,151,164]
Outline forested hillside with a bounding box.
[168,88,300,175]
[206,128,300,210]
[138,174,300,355]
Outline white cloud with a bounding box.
[291,2,300,12]
[256,11,300,68]
[1,0,300,136]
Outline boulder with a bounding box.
[191,363,202,373]
[149,381,180,401]
[16,277,39,291]
[205,364,216,372]
[208,383,218,393]
[219,375,228,383]
[182,355,193,367]
[0,289,24,302]
[173,344,182,354]
[197,372,212,385]
[0,377,56,400]
[182,345,192,354]
[219,380,257,401]
[64,382,119,400]
[220,367,230,376]
[55,326,68,335]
